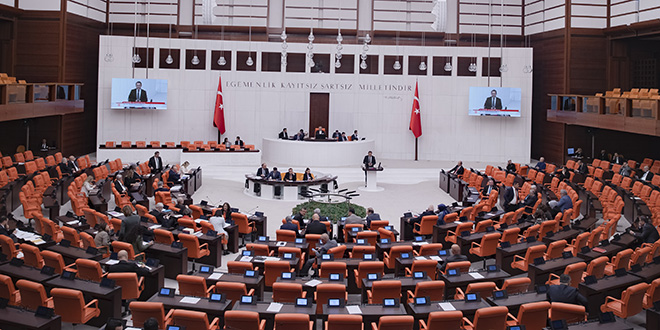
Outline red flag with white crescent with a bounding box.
[409,81,422,138]
[213,75,226,134]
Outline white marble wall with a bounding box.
[97,36,533,164]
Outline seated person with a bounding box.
[179,161,191,175]
[555,166,571,181]
[108,250,149,276]
[150,203,174,227]
[293,208,307,229]
[519,186,538,213]
[619,163,631,177]
[124,168,142,187]
[440,244,468,271]
[628,217,660,247]
[256,163,269,178]
[234,136,244,147]
[365,207,380,228]
[547,274,587,306]
[280,216,300,238]
[612,152,625,165]
[154,180,169,193]
[302,168,314,181]
[503,182,520,212]
[481,178,496,198]
[407,205,435,225]
[284,168,296,182]
[168,167,181,184]
[331,130,341,139]
[638,165,654,182]
[268,167,282,181]
[572,148,584,159]
[208,210,230,255]
[549,189,572,217]
[222,138,232,148]
[535,157,546,171]
[175,197,192,216]
[314,126,326,139]
[313,208,329,222]
[279,128,289,139]
[351,130,359,141]
[576,160,588,175]
[294,129,305,141]
[0,216,17,242]
[344,207,365,226]
[306,214,328,235]
[59,158,73,176]
[436,204,451,225]
[505,160,517,172]
[114,174,128,195]
[93,223,113,248]
[300,233,337,276]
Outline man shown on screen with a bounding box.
[484,89,502,110]
[128,81,148,102]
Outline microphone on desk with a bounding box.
[245,206,259,216]
[205,196,219,208]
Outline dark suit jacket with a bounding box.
[449,165,464,176]
[503,186,516,205]
[149,210,167,225]
[547,284,587,306]
[108,260,150,276]
[365,213,381,228]
[577,163,588,175]
[293,213,306,228]
[363,155,376,167]
[506,163,517,172]
[635,223,660,244]
[59,163,73,175]
[118,215,140,241]
[315,131,326,139]
[148,156,163,173]
[256,167,269,177]
[235,140,244,147]
[0,225,15,242]
[278,131,288,139]
[332,132,340,139]
[440,254,469,271]
[612,156,625,165]
[305,220,327,235]
[128,88,148,102]
[280,223,300,237]
[484,96,503,109]
[522,193,538,207]
[351,134,359,141]
[640,171,654,182]
[284,172,296,181]
[268,171,281,180]
[303,173,314,181]
[481,185,495,197]
[114,180,127,194]
[67,160,79,173]
[124,173,142,186]
[412,210,435,225]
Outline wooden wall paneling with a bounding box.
[568,33,608,95]
[13,13,61,83]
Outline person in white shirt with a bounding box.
[504,181,519,212]
[208,210,229,255]
[179,161,191,175]
[80,176,95,197]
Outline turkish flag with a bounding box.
[409,81,422,138]
[213,75,226,134]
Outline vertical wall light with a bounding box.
[132,0,141,64]
[246,2,253,66]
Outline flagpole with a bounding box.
[414,78,418,161]
[415,138,418,161]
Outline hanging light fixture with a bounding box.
[132,0,141,64]
[360,33,371,70]
[165,12,173,64]
[280,29,288,67]
[104,21,114,62]
[335,0,343,69]
[498,0,507,73]
[218,1,226,66]
[246,2,253,66]
[191,25,200,65]
[419,32,427,71]
[307,5,315,69]
[468,2,477,72]
[443,38,453,72]
[393,7,401,71]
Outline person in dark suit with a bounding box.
[67,155,80,173]
[340,132,348,141]
[294,129,305,141]
[305,214,327,235]
[118,205,140,241]
[440,244,469,271]
[448,161,465,176]
[629,217,660,246]
[256,163,269,178]
[302,168,314,181]
[483,89,502,110]
[481,179,496,199]
[363,151,376,168]
[148,152,163,174]
[107,250,150,276]
[268,167,282,181]
[535,157,546,171]
[612,153,625,165]
[332,130,341,139]
[365,207,381,229]
[284,168,296,182]
[293,208,307,229]
[555,166,571,181]
[0,217,16,242]
[408,205,435,225]
[547,274,587,306]
[124,168,142,187]
[598,149,608,161]
[234,136,244,147]
[279,128,289,139]
[154,181,169,193]
[520,186,538,213]
[572,148,584,159]
[167,167,180,184]
[638,165,654,182]
[128,81,148,102]
[314,126,326,139]
[280,216,300,237]
[351,130,359,141]
[503,182,520,212]
[59,159,73,176]
[505,160,517,172]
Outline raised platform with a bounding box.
[96,147,261,166]
[244,173,337,201]
[261,138,375,167]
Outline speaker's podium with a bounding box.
[359,165,384,192]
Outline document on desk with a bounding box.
[66,220,80,225]
[415,256,426,260]
[468,272,485,279]
[149,224,162,229]
[208,273,223,280]
[276,241,287,247]
[438,302,456,311]
[429,255,442,261]
[346,305,362,314]
[108,211,123,217]
[180,297,201,304]
[240,256,253,262]
[105,260,120,265]
[267,302,283,312]
[412,242,429,246]
[305,279,322,287]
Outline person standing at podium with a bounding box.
[363,151,376,169]
[448,161,464,176]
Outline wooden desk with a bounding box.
[439,170,450,192]
[496,241,545,275]
[276,276,349,298]
[542,229,582,245]
[360,276,430,303]
[234,256,300,273]
[172,229,223,267]
[456,232,489,261]
[629,262,660,283]
[145,243,188,279]
[99,259,165,300]
[562,319,633,330]
[647,307,660,330]
[395,256,441,277]
[577,244,624,262]
[0,263,57,284]
[449,177,468,203]
[528,257,584,288]
[233,301,317,330]
[46,244,103,265]
[0,306,61,330]
[485,292,546,315]
[578,274,643,316]
[376,240,428,260]
[44,277,122,327]
[148,293,231,323]
[406,298,490,321]
[439,270,510,297]
[42,195,60,220]
[610,232,636,248]
[226,224,239,253]
[400,216,415,241]
[573,217,599,232]
[252,240,310,256]
[193,271,265,299]
[321,304,406,326]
